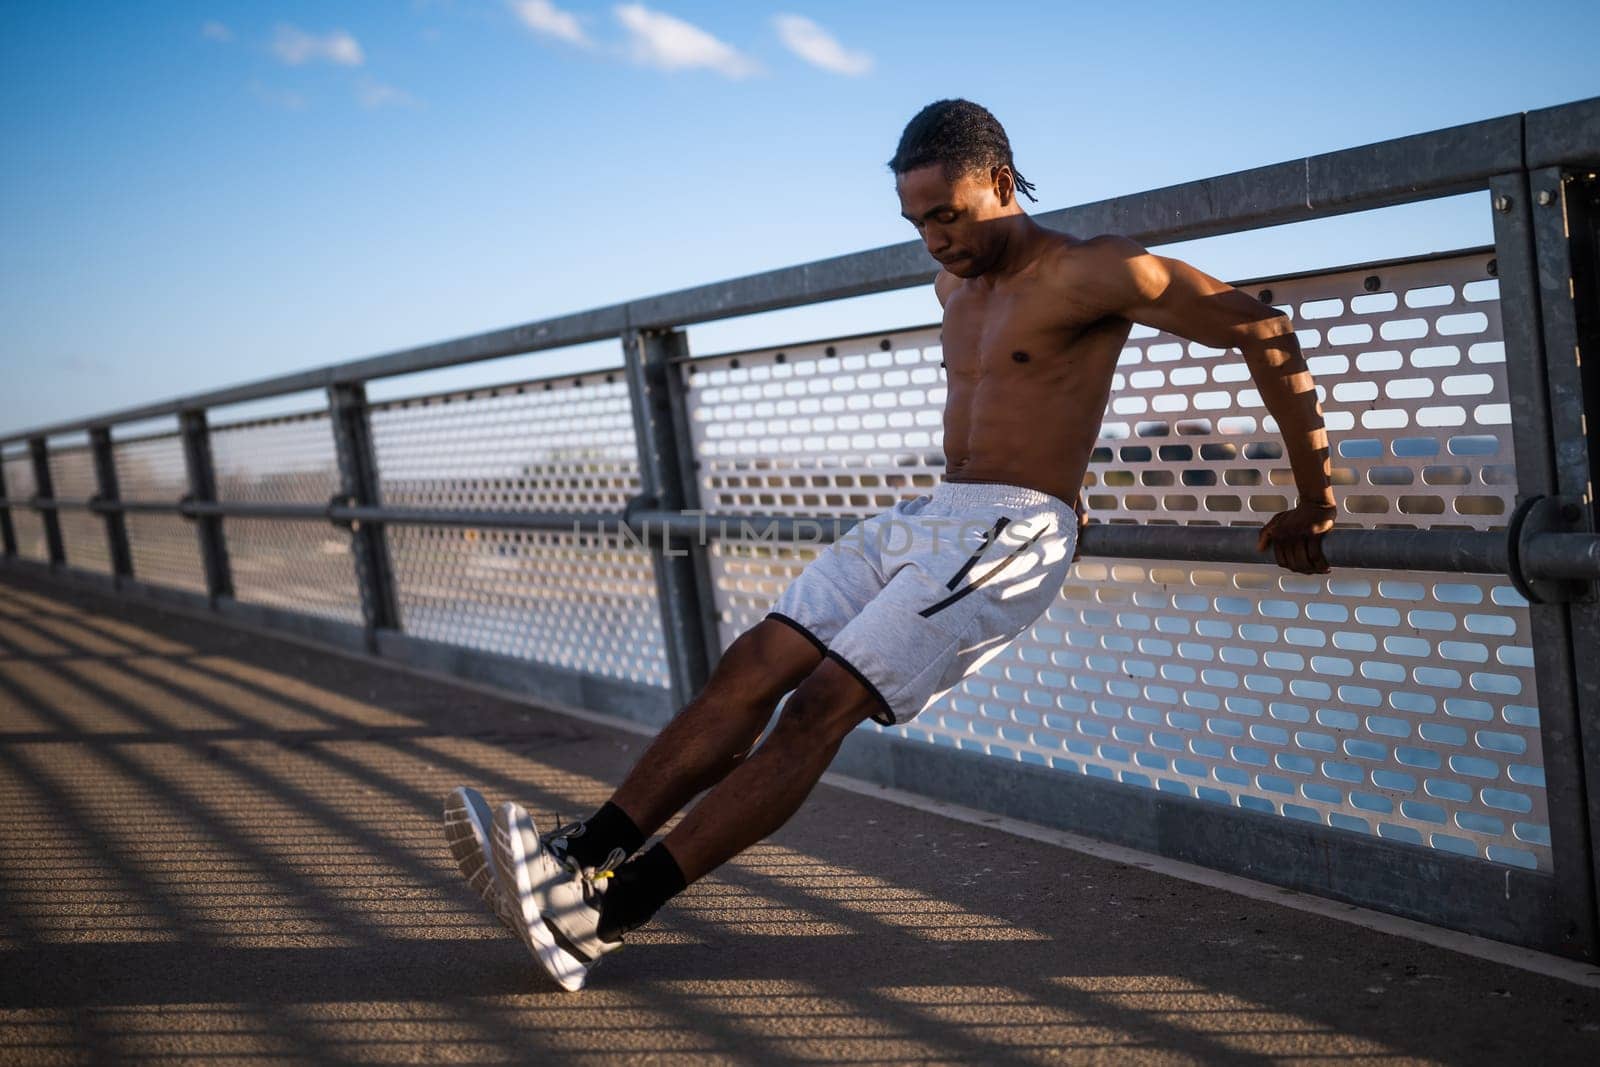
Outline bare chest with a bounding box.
[940,285,1109,377]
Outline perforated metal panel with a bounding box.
[371,377,665,684]
[688,333,944,518]
[388,526,668,686]
[369,376,640,512]
[689,250,1547,871]
[210,411,341,505]
[113,431,206,594]
[46,446,111,575]
[1098,256,1509,528]
[2,451,47,563]
[226,517,361,624]
[207,412,358,621]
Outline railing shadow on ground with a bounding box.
[1,572,1598,1065]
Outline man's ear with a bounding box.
[993,165,1014,207]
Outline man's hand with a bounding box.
[1258,501,1336,574]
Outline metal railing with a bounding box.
[3,96,1598,961]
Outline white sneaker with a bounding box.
[532,840,626,972]
[490,801,592,992]
[441,786,518,933]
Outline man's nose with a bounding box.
[923,226,948,255]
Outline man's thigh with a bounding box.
[824,510,1075,727]
[764,503,922,650]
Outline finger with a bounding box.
[1310,535,1330,574]
[1292,538,1314,574]
[1274,540,1289,570]
[1258,521,1273,553]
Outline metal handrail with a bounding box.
[8,493,1598,582]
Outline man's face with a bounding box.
[896,163,1008,277]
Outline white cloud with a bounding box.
[201,20,233,44]
[773,14,871,76]
[272,25,365,67]
[613,4,756,78]
[357,78,417,109]
[511,0,588,45]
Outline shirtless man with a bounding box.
[443,98,1336,991]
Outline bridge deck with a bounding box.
[0,570,1595,1065]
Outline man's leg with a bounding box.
[612,617,824,831]
[585,655,878,942]
[552,616,825,870]
[658,655,876,881]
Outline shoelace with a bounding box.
[542,815,625,869]
[569,850,627,911]
[541,813,585,862]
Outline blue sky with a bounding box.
[2,1,1597,434]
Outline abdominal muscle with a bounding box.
[940,319,1130,506]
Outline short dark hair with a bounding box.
[888,99,1037,202]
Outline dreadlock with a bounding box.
[887,99,1038,203]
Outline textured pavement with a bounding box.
[1,569,1598,1065]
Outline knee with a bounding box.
[766,669,875,752]
[698,627,800,710]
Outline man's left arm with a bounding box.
[1073,236,1335,574]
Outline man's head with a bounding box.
[889,99,1036,277]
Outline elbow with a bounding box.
[1240,312,1302,368]
[1250,309,1295,341]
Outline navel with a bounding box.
[1012,350,1030,363]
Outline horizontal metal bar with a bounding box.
[1083,524,1510,574]
[632,509,1600,580]
[1526,95,1600,169]
[1038,116,1520,248]
[636,510,861,541]
[1524,532,1600,580]
[98,499,184,514]
[32,490,1600,580]
[7,99,1584,446]
[182,501,331,521]
[336,504,620,531]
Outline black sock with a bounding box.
[562,801,646,870]
[596,842,687,943]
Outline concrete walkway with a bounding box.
[1,570,1597,1065]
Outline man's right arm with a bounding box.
[1065,236,1335,574]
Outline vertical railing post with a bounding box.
[1490,170,1598,961]
[90,426,133,582]
[1529,165,1600,953]
[179,409,233,604]
[29,437,65,566]
[328,382,400,651]
[624,327,718,711]
[0,457,15,559]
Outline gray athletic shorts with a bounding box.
[766,479,1078,727]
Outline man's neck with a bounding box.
[978,213,1046,284]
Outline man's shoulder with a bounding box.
[1043,232,1147,277]
[1033,233,1158,306]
